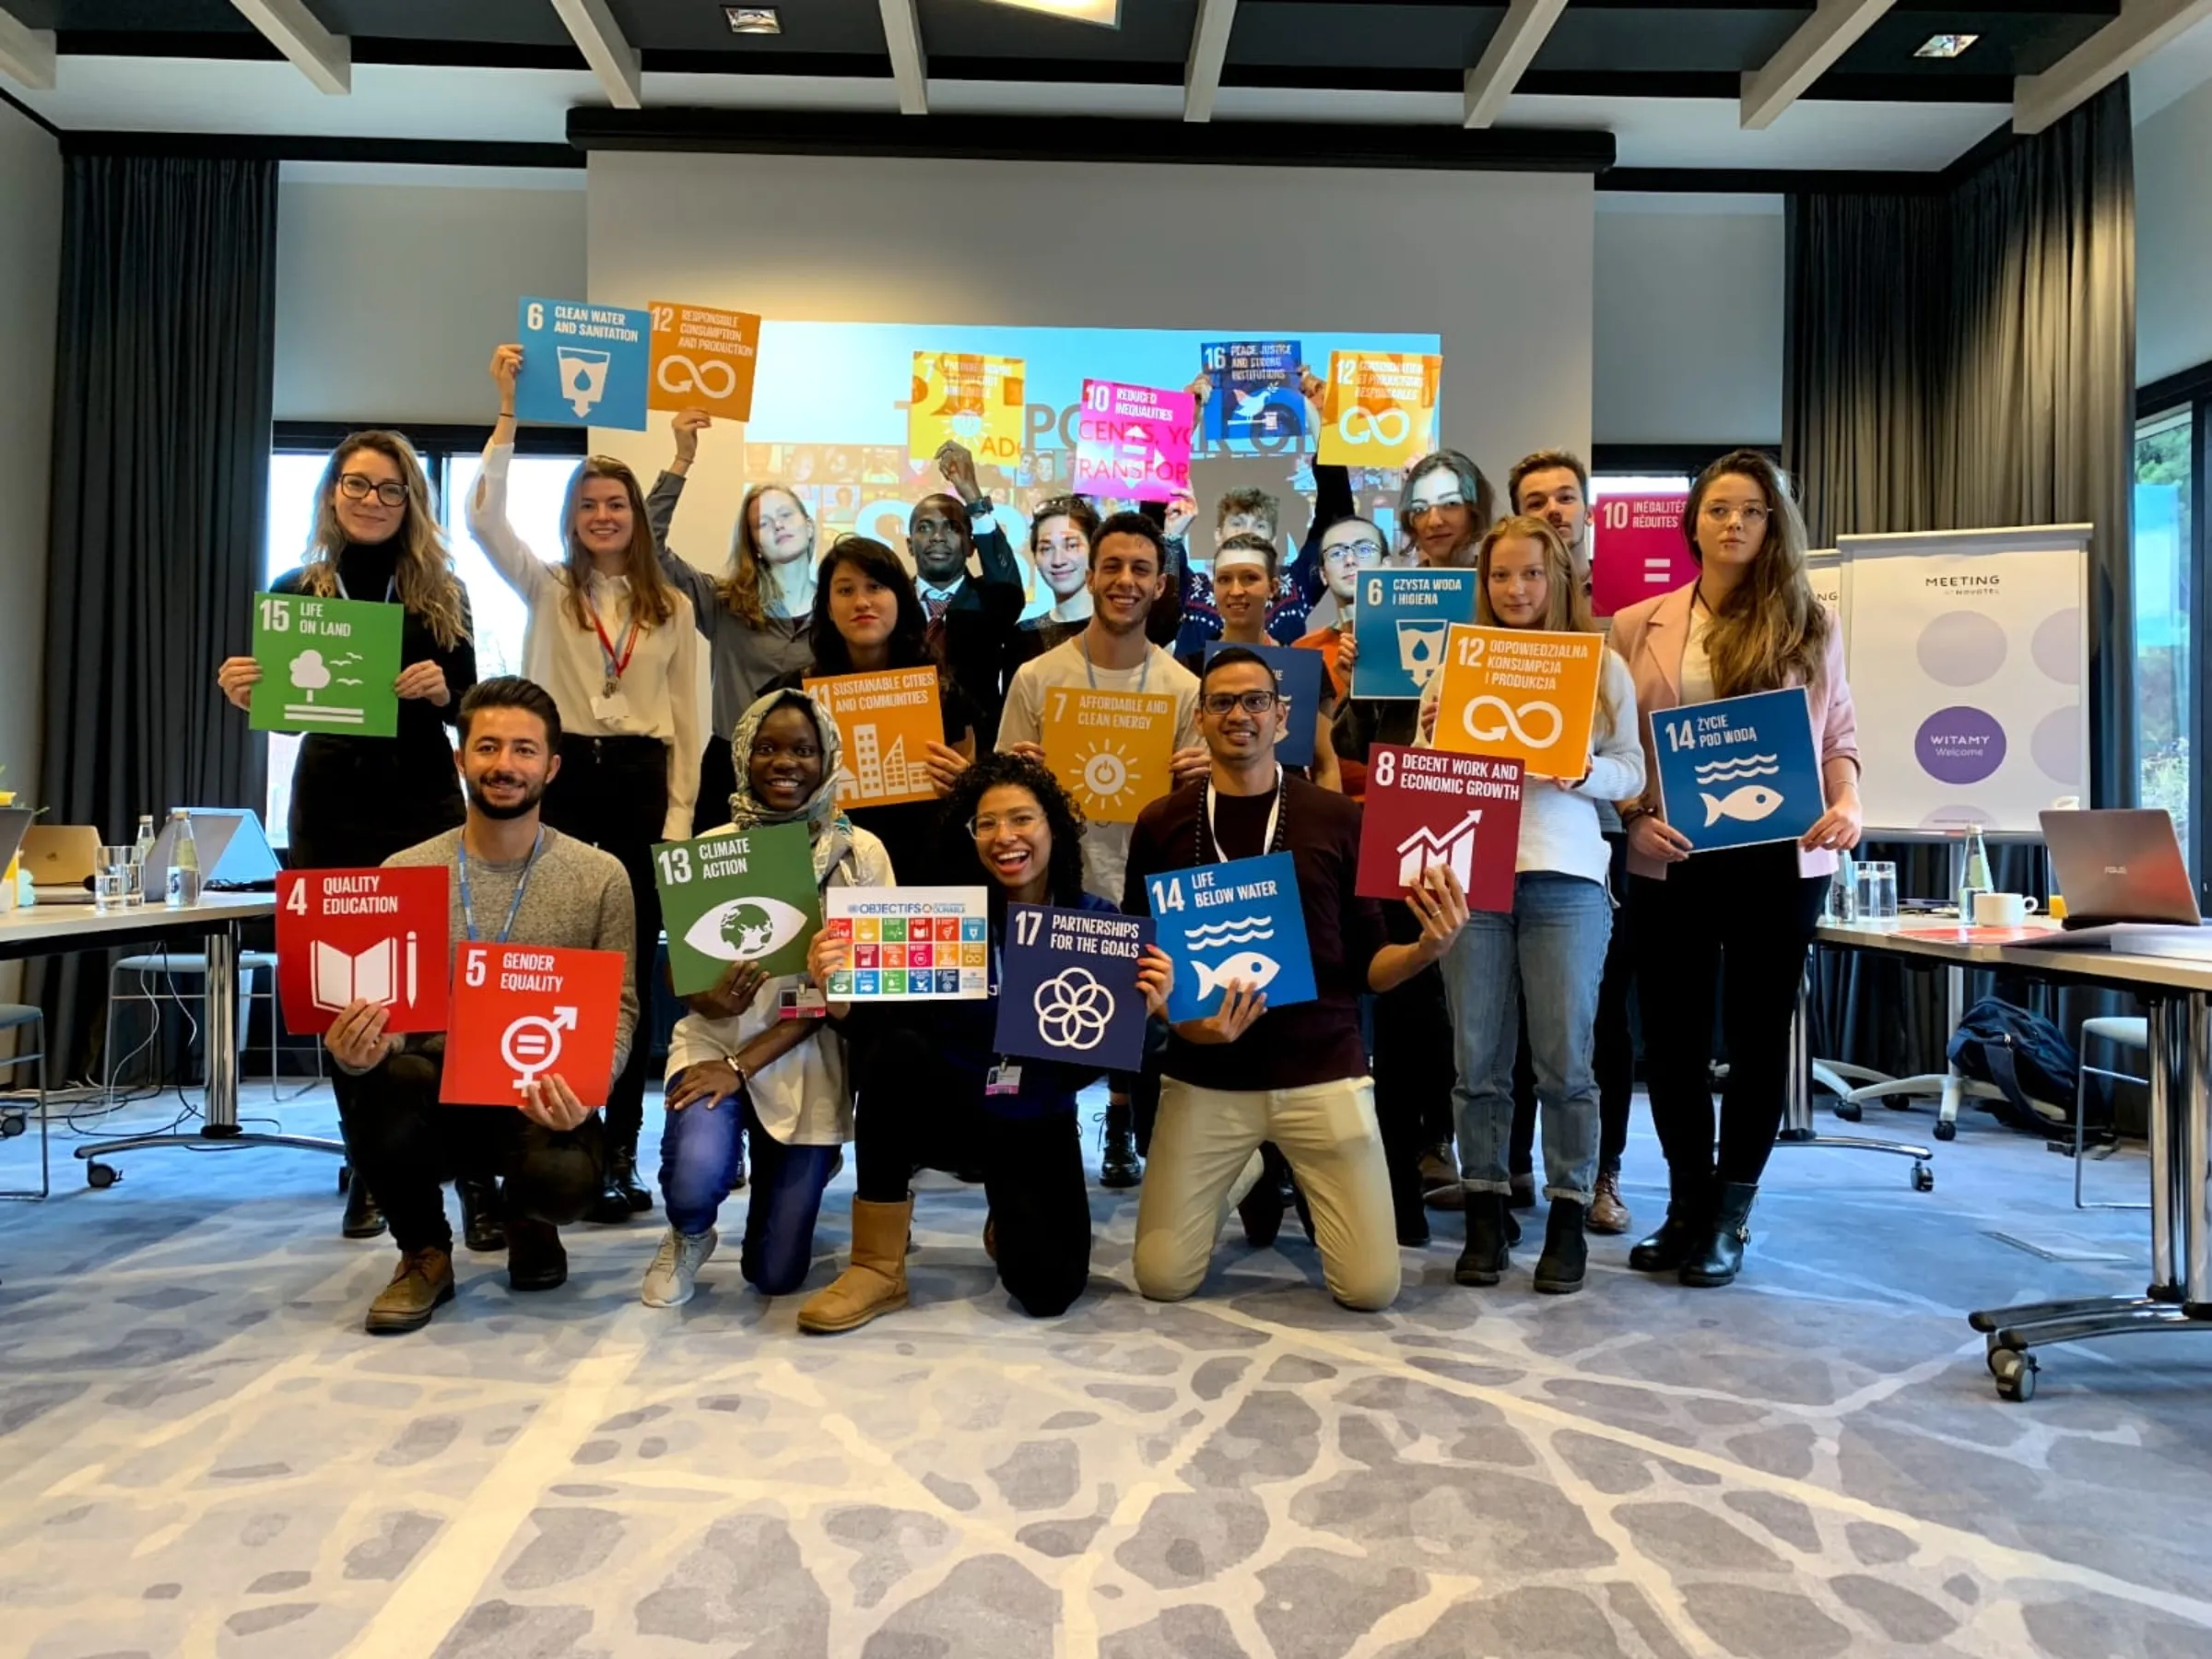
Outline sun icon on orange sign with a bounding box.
[1071,739,1143,818]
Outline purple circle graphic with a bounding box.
[2030,608,2080,685]
[1916,705,2006,784]
[2030,707,2079,783]
[1915,610,2007,687]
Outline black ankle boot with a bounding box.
[1454,1191,1511,1286]
[1629,1170,1712,1272]
[340,1169,385,1241]
[1534,1197,1588,1293]
[1099,1103,1141,1190]
[457,1173,506,1253]
[1681,1182,1758,1288]
[586,1135,652,1224]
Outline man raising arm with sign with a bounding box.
[326,677,640,1335]
[1123,649,1467,1312]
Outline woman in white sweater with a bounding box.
[1419,515,1643,1296]
[468,345,703,1222]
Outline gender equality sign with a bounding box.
[1355,746,1524,913]
[1202,641,1325,769]
[1651,687,1825,853]
[1146,852,1316,1023]
[1317,350,1442,469]
[910,352,1027,464]
[1590,493,1695,618]
[275,865,451,1035]
[653,820,822,995]
[1351,569,1478,700]
[824,887,991,1001]
[515,297,651,430]
[649,300,761,421]
[249,591,405,738]
[994,903,1157,1073]
[1432,625,1606,777]
[805,667,946,808]
[441,944,626,1107]
[1071,379,1194,502]
[1201,340,1303,445]
[1041,687,1179,824]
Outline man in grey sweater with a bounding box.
[327,677,640,1335]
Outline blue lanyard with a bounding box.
[334,571,397,604]
[456,827,544,945]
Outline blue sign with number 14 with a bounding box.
[1146,852,1316,1023]
[1650,686,1825,853]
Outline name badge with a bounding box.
[589,691,633,724]
[779,984,829,1021]
[984,1063,1023,1097]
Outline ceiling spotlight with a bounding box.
[725,6,781,33]
[981,0,1124,27]
[1913,33,1980,58]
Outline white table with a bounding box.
[0,895,345,1183]
[1811,917,2212,1401]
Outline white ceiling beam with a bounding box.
[1738,0,1895,130]
[228,0,349,96]
[548,0,641,110]
[0,6,53,90]
[2014,0,2212,134]
[879,0,928,115]
[1184,0,1237,123]
[1463,0,1567,128]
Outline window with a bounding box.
[260,440,582,848]
[2135,407,2194,865]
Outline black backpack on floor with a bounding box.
[1946,997,2078,1132]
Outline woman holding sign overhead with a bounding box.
[1610,451,1861,1289]
[472,345,703,1225]
[641,688,891,1311]
[1416,516,1642,1296]
[216,429,477,1243]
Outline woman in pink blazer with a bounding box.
[1608,451,1862,1288]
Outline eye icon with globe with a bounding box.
[683,895,808,965]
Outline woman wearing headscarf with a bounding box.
[639,688,893,1309]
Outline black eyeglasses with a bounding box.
[1201,690,1282,717]
[337,474,408,507]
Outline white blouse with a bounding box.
[467,441,703,841]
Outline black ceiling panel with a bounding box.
[1832,6,2115,77]
[1532,7,1808,74]
[1224,4,1501,67]
[914,0,1203,62]
[23,0,253,29]
[316,0,573,48]
[608,0,892,53]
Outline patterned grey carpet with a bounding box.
[2,1085,2210,1658]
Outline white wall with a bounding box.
[2135,75,2212,388]
[274,163,585,424]
[1594,194,1785,448]
[0,100,61,801]
[583,151,1594,549]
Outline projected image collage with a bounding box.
[731,321,1443,626]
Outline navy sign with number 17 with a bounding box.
[993,903,1155,1073]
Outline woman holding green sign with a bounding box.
[641,688,890,1311]
[217,429,477,1243]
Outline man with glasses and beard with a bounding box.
[324,677,641,1335]
[910,441,1027,735]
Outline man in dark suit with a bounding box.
[912,441,1028,736]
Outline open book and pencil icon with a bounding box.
[312,933,420,1013]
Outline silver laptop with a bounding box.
[147,808,283,892]
[2040,808,2201,928]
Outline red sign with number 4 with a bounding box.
[275,867,452,1036]
[439,942,626,1108]
[1355,745,1524,913]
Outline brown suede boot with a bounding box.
[365,1246,454,1335]
[796,1196,912,1334]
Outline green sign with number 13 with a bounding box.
[653,821,823,996]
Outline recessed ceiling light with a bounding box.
[724,6,781,33]
[1914,33,1980,58]
[981,0,1123,27]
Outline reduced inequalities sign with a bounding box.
[1146,851,1316,1023]
[1650,686,1825,853]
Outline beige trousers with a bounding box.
[1134,1075,1401,1312]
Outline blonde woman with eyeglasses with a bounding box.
[1608,450,1863,1290]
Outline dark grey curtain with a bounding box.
[1785,85,2137,1082]
[35,154,278,1073]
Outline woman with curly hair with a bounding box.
[797,752,1173,1331]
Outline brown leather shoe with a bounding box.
[1419,1145,1463,1211]
[1587,1169,1632,1236]
[365,1246,454,1335]
[797,1196,912,1333]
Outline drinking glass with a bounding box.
[94,846,134,914]
[1855,861,1899,922]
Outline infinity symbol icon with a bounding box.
[1462,695,1563,749]
[1337,406,1413,445]
[657,354,740,399]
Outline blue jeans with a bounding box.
[659,1092,838,1297]
[1437,871,1611,1205]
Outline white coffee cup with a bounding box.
[1973,891,2041,926]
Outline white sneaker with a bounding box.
[641,1226,717,1308]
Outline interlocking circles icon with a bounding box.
[656,354,740,400]
[1335,406,1413,446]
[1033,967,1113,1052]
[1462,694,1563,749]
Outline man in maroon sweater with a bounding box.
[1123,648,1466,1310]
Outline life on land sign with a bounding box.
[248,591,405,738]
[653,820,823,995]
[275,865,452,1035]
[441,943,626,1107]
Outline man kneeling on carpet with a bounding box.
[1124,648,1468,1312]
[325,676,640,1335]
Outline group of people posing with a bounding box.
[213,344,1863,1337]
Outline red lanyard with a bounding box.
[590,605,641,686]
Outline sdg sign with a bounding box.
[1650,686,1826,853]
[515,296,651,430]
[249,591,404,738]
[1146,852,1316,1023]
[993,904,1157,1074]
